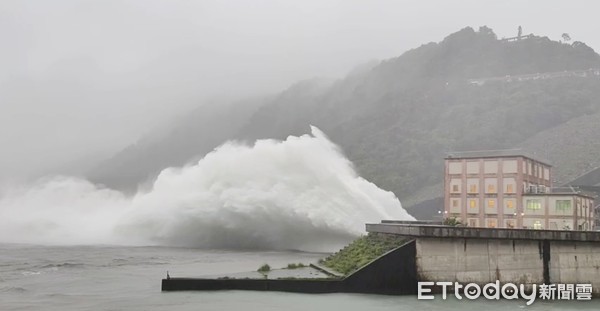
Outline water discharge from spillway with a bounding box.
[0,127,414,252]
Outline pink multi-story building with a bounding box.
[444,150,595,230]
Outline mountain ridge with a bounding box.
[87,27,600,218]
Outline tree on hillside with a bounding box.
[478,26,496,39]
[562,33,571,42]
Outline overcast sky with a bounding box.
[1,0,599,182]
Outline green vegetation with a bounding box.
[91,26,600,222]
[320,233,407,275]
[257,264,271,273]
[443,217,463,227]
[276,276,331,281]
[286,263,306,269]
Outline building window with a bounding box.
[526,199,541,210]
[452,185,459,192]
[452,199,458,208]
[488,200,495,208]
[484,161,498,174]
[470,199,477,208]
[487,184,496,193]
[530,163,534,175]
[449,162,462,174]
[506,200,514,209]
[468,219,477,227]
[506,184,514,193]
[506,219,515,228]
[533,220,543,229]
[487,219,497,228]
[466,162,479,174]
[469,184,477,193]
[556,200,571,211]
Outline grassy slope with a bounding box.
[320,233,408,275]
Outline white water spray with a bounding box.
[0,127,413,252]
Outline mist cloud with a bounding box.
[0,127,413,252]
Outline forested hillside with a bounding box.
[88,27,600,218]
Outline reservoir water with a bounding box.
[1,244,598,310]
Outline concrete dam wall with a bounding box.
[368,223,600,295]
[416,238,547,285]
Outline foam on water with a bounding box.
[0,127,413,252]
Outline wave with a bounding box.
[0,286,27,293]
[39,263,85,269]
[0,127,413,252]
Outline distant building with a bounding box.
[567,168,600,231]
[444,150,595,230]
[596,204,600,230]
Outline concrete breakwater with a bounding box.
[162,222,600,296]
[162,239,418,294]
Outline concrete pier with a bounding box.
[367,222,600,242]
[162,240,418,294]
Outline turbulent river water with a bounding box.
[1,244,598,311]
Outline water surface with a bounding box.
[1,244,597,310]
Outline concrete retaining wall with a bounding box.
[162,278,343,293]
[369,223,600,295]
[343,239,417,294]
[551,241,600,289]
[416,238,546,286]
[162,240,417,294]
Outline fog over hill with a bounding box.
[517,111,600,185]
[88,27,600,218]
